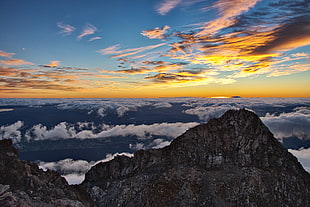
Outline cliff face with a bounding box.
[82,109,310,207]
[0,139,95,207]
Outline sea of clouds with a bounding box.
[1,97,309,184]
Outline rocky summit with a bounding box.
[0,139,95,207]
[82,109,310,207]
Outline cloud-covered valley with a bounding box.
[0,97,309,184]
[1,97,309,142]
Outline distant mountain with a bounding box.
[0,139,94,207]
[82,109,310,207]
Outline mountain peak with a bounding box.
[167,108,283,169]
[83,109,310,207]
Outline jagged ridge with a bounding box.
[82,109,310,207]
[0,139,95,207]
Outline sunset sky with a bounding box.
[0,0,309,98]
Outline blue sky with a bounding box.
[0,0,309,97]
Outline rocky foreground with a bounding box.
[0,139,95,207]
[0,109,309,207]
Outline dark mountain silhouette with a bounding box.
[0,139,95,207]
[82,109,310,207]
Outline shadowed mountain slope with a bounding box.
[82,109,310,207]
[0,139,95,207]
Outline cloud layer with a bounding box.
[1,97,309,143]
[38,152,134,184]
[24,121,198,141]
[1,97,309,184]
[261,107,310,140]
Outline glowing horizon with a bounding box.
[0,0,309,98]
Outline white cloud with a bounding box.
[63,173,86,185]
[129,138,171,151]
[0,121,23,143]
[25,121,198,141]
[288,148,310,173]
[116,106,130,117]
[26,122,76,141]
[97,43,166,58]
[38,158,93,175]
[1,97,310,143]
[57,22,75,36]
[261,107,310,140]
[151,138,171,149]
[183,105,239,121]
[156,0,182,15]
[95,122,198,139]
[38,152,134,184]
[78,24,97,40]
[153,102,172,108]
[88,36,102,42]
[97,108,106,117]
[129,143,145,151]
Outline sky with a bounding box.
[0,0,309,98]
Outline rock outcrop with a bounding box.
[82,109,310,207]
[0,139,95,207]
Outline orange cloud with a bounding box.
[0,59,34,65]
[252,20,310,54]
[0,64,108,94]
[145,70,235,87]
[141,25,170,39]
[197,0,261,36]
[43,61,60,68]
[0,50,15,58]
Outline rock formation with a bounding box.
[82,109,310,207]
[0,139,95,207]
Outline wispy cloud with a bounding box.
[78,24,97,40]
[93,0,310,89]
[0,63,105,93]
[113,67,151,75]
[0,50,15,58]
[251,18,310,54]
[98,43,166,58]
[151,0,310,84]
[0,50,34,66]
[156,0,182,15]
[0,59,34,65]
[197,0,261,36]
[141,25,170,39]
[57,22,75,36]
[98,44,121,55]
[88,36,102,42]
